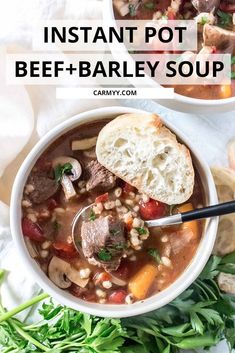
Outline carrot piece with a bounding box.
[220,85,232,99]
[178,203,193,213]
[178,203,199,239]
[128,263,158,300]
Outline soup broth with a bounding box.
[21,119,204,304]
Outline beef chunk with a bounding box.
[85,160,116,191]
[203,24,235,54]
[81,215,126,271]
[28,174,58,204]
[192,0,220,12]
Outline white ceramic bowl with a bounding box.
[10,106,218,318]
[104,0,235,114]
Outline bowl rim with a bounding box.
[10,106,218,318]
[104,0,235,107]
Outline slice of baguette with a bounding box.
[228,138,235,171]
[96,113,195,205]
[218,273,235,295]
[211,167,235,256]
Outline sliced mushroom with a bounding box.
[25,237,38,259]
[203,24,235,54]
[60,175,77,200]
[66,267,89,288]
[52,156,82,181]
[71,137,97,151]
[52,156,82,200]
[48,256,72,289]
[110,273,127,286]
[48,256,89,289]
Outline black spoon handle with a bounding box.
[145,200,235,228]
[181,200,235,222]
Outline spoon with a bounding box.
[72,200,235,252]
[145,200,235,227]
[72,203,95,255]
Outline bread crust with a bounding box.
[212,167,235,256]
[96,113,195,205]
[218,273,235,295]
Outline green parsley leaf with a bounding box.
[231,56,235,65]
[136,227,147,235]
[110,229,121,236]
[89,209,96,221]
[217,263,235,275]
[128,4,138,17]
[199,16,209,25]
[199,255,221,280]
[39,298,62,320]
[231,72,235,79]
[1,252,235,353]
[97,249,112,262]
[54,162,73,183]
[217,10,232,27]
[190,311,204,335]
[221,252,235,264]
[144,2,155,10]
[148,248,162,263]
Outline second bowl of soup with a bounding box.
[104,0,235,113]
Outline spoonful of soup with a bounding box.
[72,200,235,259]
[72,203,127,272]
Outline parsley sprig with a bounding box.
[128,3,139,17]
[136,227,147,235]
[1,253,235,352]
[54,162,73,183]
[217,10,232,28]
[148,248,162,263]
[97,248,113,261]
[89,209,96,221]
